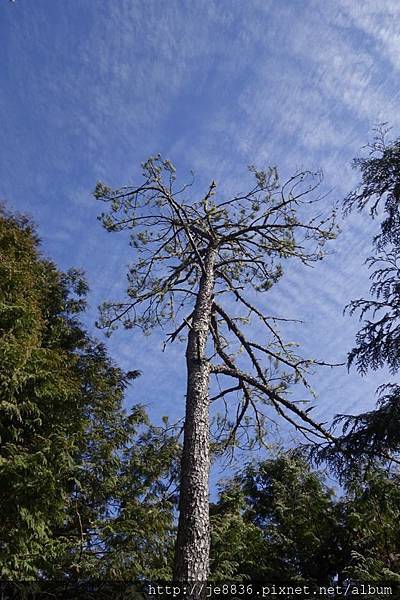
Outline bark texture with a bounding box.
[173,248,216,582]
[95,158,337,586]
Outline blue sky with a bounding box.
[1,0,399,474]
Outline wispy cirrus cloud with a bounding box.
[1,0,397,452]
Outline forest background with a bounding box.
[2,0,400,592]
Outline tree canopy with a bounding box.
[0,206,178,580]
[95,156,337,445]
[317,127,400,474]
[210,452,400,584]
[94,156,338,580]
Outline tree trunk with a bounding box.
[173,247,216,582]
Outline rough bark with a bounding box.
[95,159,337,585]
[173,247,216,582]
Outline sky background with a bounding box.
[1,0,399,481]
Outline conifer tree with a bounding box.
[320,127,400,473]
[0,207,178,580]
[95,157,337,580]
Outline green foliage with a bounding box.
[342,469,400,582]
[322,126,400,470]
[210,452,400,584]
[210,486,265,580]
[0,207,178,579]
[211,452,342,583]
[324,384,400,476]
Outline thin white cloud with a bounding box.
[3,0,398,439]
